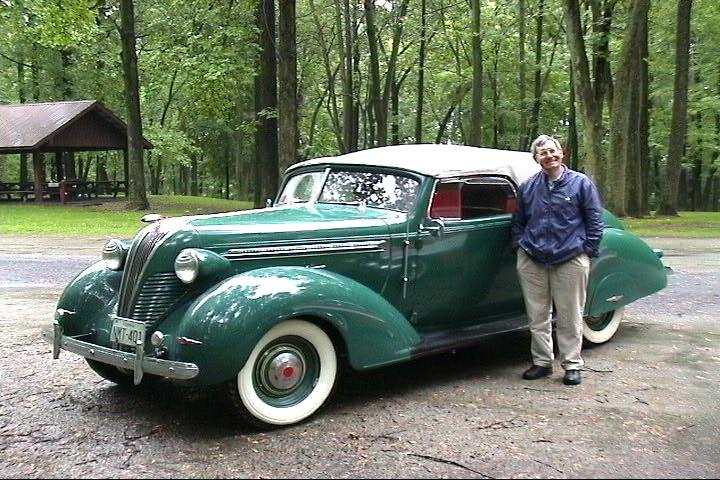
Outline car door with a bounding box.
[409,176,525,332]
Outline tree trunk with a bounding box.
[527,0,545,147]
[491,42,500,148]
[638,14,651,215]
[391,79,400,145]
[517,0,527,150]
[253,0,279,208]
[563,0,605,185]
[590,0,615,117]
[33,152,45,203]
[191,153,199,197]
[567,60,580,170]
[17,61,29,184]
[415,0,427,144]
[278,0,298,172]
[54,152,64,181]
[468,0,483,147]
[309,0,343,152]
[119,0,149,210]
[657,0,693,216]
[338,0,356,152]
[703,62,720,211]
[607,0,650,216]
[364,0,384,147]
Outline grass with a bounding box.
[1,196,718,238]
[623,211,720,238]
[0,195,253,236]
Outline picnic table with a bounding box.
[0,180,127,202]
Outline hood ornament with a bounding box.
[140,213,166,223]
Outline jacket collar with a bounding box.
[541,164,568,184]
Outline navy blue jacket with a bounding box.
[511,166,604,266]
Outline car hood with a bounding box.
[186,203,404,249]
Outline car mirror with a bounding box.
[265,198,273,208]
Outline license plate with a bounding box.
[110,318,146,347]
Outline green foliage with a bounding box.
[26,0,98,49]
[0,0,718,211]
[624,212,720,238]
[0,195,252,235]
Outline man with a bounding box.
[511,135,604,386]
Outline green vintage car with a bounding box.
[46,144,667,427]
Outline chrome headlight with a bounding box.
[174,249,200,284]
[102,239,128,270]
[174,248,231,284]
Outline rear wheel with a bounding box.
[583,307,625,344]
[227,319,338,428]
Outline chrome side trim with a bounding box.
[223,240,386,260]
[42,329,199,382]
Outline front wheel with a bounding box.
[227,319,338,428]
[583,307,625,344]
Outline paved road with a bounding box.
[0,234,718,478]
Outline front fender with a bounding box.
[55,261,121,337]
[586,228,667,316]
[161,267,420,385]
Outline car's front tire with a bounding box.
[583,307,625,344]
[228,319,338,428]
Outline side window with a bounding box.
[430,178,516,220]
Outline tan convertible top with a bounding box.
[286,144,541,185]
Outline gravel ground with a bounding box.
[0,234,718,478]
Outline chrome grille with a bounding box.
[117,222,166,317]
[130,272,187,322]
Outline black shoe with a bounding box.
[563,369,582,385]
[522,365,553,380]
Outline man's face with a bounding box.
[534,141,564,172]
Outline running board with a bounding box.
[411,314,529,359]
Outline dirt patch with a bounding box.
[0,236,718,478]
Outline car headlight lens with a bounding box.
[175,249,200,284]
[102,239,128,270]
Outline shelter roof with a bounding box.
[0,100,152,154]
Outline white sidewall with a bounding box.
[583,307,625,344]
[237,320,337,425]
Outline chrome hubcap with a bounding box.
[258,345,306,396]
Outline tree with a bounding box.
[254,0,279,207]
[278,0,298,172]
[119,0,149,210]
[564,0,606,186]
[657,0,693,216]
[468,0,483,146]
[606,0,651,216]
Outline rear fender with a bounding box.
[586,228,667,316]
[162,267,420,385]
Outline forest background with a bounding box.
[0,0,717,218]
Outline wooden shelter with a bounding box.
[0,100,152,202]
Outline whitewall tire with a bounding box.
[583,307,625,344]
[229,319,338,428]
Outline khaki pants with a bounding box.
[516,249,590,371]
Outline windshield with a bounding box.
[277,169,421,213]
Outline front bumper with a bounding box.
[43,320,199,385]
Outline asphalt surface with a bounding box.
[0,234,718,478]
